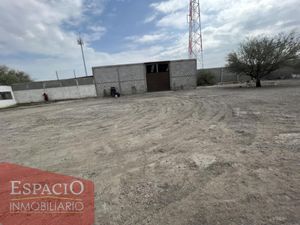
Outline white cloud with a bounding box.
[150,0,187,29]
[126,33,170,44]
[156,10,187,29]
[84,25,106,42]
[1,0,300,80]
[0,0,82,56]
[0,0,108,79]
[0,0,189,80]
[150,0,187,13]
[148,0,300,68]
[83,0,106,15]
[144,14,158,23]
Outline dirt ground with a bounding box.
[1,80,299,225]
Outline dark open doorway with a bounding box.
[145,62,170,92]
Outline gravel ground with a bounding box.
[1,80,299,225]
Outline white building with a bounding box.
[0,86,17,108]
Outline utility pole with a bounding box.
[73,70,77,79]
[56,71,59,80]
[77,34,88,77]
[188,0,204,68]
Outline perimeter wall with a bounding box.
[12,77,96,103]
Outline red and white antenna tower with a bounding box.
[188,0,204,68]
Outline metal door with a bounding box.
[146,62,170,92]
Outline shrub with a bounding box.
[197,71,216,86]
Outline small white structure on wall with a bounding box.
[0,85,17,108]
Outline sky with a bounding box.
[0,0,299,81]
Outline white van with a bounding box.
[0,85,17,108]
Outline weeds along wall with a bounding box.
[198,66,300,84]
[12,77,97,104]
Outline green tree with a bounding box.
[0,65,32,85]
[226,32,300,87]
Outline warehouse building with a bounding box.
[5,59,196,105]
[92,59,197,97]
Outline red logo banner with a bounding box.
[0,163,94,225]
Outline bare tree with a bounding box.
[226,32,300,87]
[291,57,300,70]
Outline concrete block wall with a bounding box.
[170,59,197,90]
[12,77,97,104]
[13,85,97,103]
[7,59,198,105]
[265,66,300,80]
[93,64,147,97]
[93,59,197,96]
[197,68,242,84]
[198,65,300,84]
[13,89,44,103]
[119,65,146,95]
